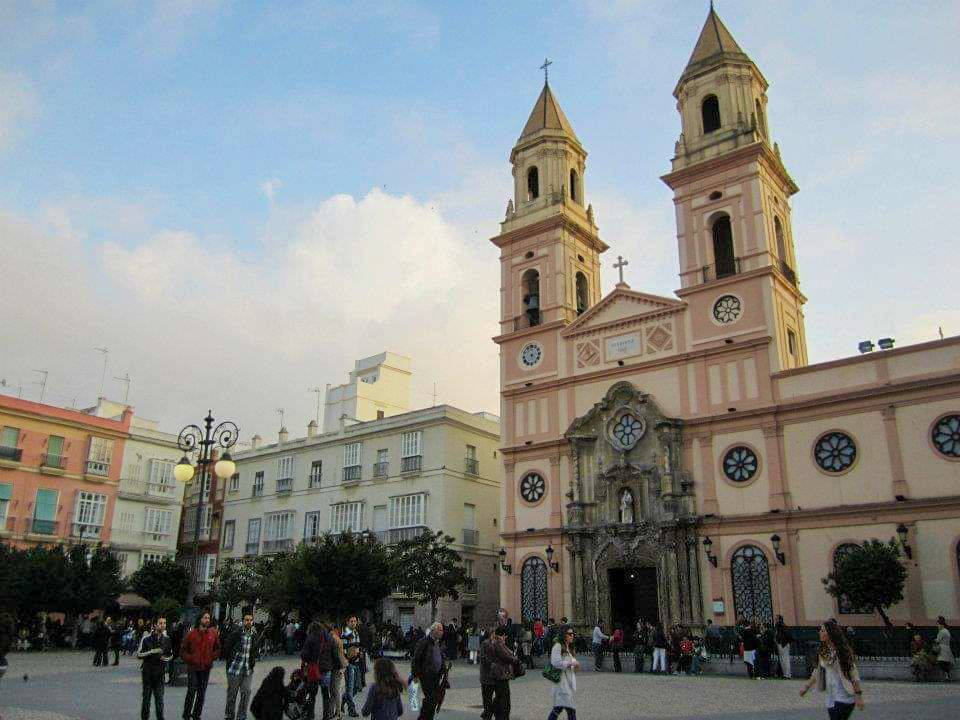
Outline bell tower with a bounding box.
[662,6,808,372]
[492,76,607,338]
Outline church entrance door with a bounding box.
[607,567,659,638]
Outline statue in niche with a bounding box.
[619,489,635,524]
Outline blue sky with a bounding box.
[1,1,958,439]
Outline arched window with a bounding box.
[569,169,579,203]
[521,556,548,623]
[711,214,736,279]
[833,544,870,614]
[575,272,589,315]
[522,269,541,327]
[702,95,721,134]
[774,216,789,265]
[755,99,767,139]
[527,166,540,201]
[731,545,773,623]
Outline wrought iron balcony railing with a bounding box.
[400,456,422,473]
[41,453,66,470]
[462,529,479,545]
[0,446,22,462]
[373,462,389,478]
[85,460,110,477]
[276,477,293,494]
[262,539,294,554]
[342,465,362,482]
[464,458,479,476]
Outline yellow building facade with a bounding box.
[493,8,960,632]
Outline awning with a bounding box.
[116,592,152,609]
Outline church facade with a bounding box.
[493,8,960,634]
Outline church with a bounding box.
[493,7,960,634]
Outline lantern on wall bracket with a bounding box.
[498,547,512,575]
[896,523,913,559]
[545,543,560,573]
[770,534,787,565]
[702,536,718,568]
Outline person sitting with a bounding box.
[250,666,288,720]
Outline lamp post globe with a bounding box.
[174,455,196,483]
[214,451,236,479]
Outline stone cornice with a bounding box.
[661,141,798,196]
[490,212,609,253]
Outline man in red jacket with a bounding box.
[180,611,221,720]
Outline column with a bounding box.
[686,535,704,623]
[503,460,517,533]
[902,520,927,622]
[549,454,563,526]
[882,406,911,499]
[697,432,719,515]
[762,422,791,511]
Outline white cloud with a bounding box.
[0,70,38,152]
[260,178,282,205]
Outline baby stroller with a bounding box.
[284,667,310,720]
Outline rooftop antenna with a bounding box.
[114,373,132,403]
[308,387,323,425]
[276,407,285,428]
[939,326,944,340]
[1,379,23,398]
[93,346,109,399]
[32,369,49,403]
[431,382,439,407]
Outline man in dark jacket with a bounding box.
[180,610,220,720]
[411,622,445,720]
[224,612,259,720]
[479,628,517,720]
[301,621,337,720]
[137,617,173,720]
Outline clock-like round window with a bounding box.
[610,413,645,451]
[931,414,960,459]
[519,472,546,503]
[712,294,742,324]
[723,445,759,483]
[813,431,857,474]
[519,342,543,369]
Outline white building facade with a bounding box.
[223,404,502,628]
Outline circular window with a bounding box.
[813,431,857,474]
[519,472,546,503]
[712,295,742,324]
[723,446,759,483]
[519,342,543,369]
[609,412,646,451]
[931,414,960,459]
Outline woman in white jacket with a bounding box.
[548,626,580,720]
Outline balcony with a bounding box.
[182,526,212,543]
[342,465,362,483]
[85,460,110,478]
[71,522,103,540]
[262,538,294,554]
[701,257,742,283]
[110,528,171,549]
[39,454,67,474]
[389,525,429,544]
[0,446,22,463]
[513,309,541,331]
[462,529,479,546]
[30,518,58,536]
[400,456,422,474]
[464,458,479,476]
[276,477,293,494]
[779,260,798,285]
[252,485,264,498]
[462,577,478,594]
[373,462,389,479]
[118,478,178,503]
[308,473,322,488]
[244,542,260,556]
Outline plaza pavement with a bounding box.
[1,650,957,720]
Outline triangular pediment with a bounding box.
[562,285,683,337]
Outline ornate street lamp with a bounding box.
[770,534,787,565]
[498,547,512,575]
[702,536,718,568]
[175,411,239,605]
[545,543,560,573]
[896,523,913,559]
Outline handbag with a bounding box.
[542,664,561,683]
[303,661,321,683]
[512,660,526,678]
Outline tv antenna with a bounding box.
[276,407,285,428]
[114,373,132,403]
[32,369,49,403]
[93,346,109,399]
[308,387,323,426]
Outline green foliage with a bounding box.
[129,558,191,604]
[212,557,271,613]
[151,596,183,623]
[823,538,907,628]
[390,530,468,621]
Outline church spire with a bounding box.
[679,4,753,86]
[519,83,579,144]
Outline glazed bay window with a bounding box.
[141,552,167,566]
[464,444,479,475]
[184,505,212,541]
[0,483,11,527]
[144,507,173,542]
[73,491,107,539]
[343,442,362,482]
[0,426,21,462]
[246,518,261,556]
[148,459,175,497]
[32,488,58,535]
[400,431,422,473]
[309,460,322,488]
[304,510,323,543]
[263,511,295,553]
[86,436,113,477]
[330,501,363,535]
[277,455,294,492]
[388,493,426,543]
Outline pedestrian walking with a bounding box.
[250,666,288,720]
[468,626,481,665]
[137,617,173,720]
[411,622,445,720]
[799,620,865,720]
[225,612,260,720]
[590,620,609,671]
[331,626,350,720]
[479,626,518,720]
[651,623,668,673]
[109,617,122,666]
[342,617,363,717]
[633,620,649,673]
[301,621,337,720]
[360,658,405,720]
[775,615,794,679]
[740,620,759,679]
[93,618,110,667]
[935,616,954,681]
[180,610,221,720]
[610,625,623,673]
[547,625,580,720]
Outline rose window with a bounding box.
[723,446,759,483]
[931,414,960,458]
[713,295,742,324]
[519,472,546,503]
[814,432,857,473]
[611,413,645,450]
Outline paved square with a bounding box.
[1,651,958,720]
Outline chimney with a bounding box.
[278,426,289,444]
[251,434,262,450]
[307,420,318,438]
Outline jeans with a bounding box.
[690,654,702,675]
[634,650,645,673]
[480,680,510,720]
[827,701,855,720]
[141,670,165,720]
[342,665,360,715]
[306,679,332,720]
[225,673,253,720]
[548,708,576,720]
[182,668,210,719]
[652,648,667,672]
[592,643,603,670]
[418,675,440,720]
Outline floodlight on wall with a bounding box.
[858,341,875,354]
[878,337,896,350]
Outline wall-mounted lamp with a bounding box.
[498,547,512,575]
[896,523,913,559]
[702,536,718,568]
[770,534,786,565]
[545,543,560,573]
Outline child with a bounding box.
[361,657,405,720]
[251,666,288,720]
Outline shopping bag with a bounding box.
[408,679,422,713]
[542,664,561,683]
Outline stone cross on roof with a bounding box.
[614,255,629,285]
[540,58,553,85]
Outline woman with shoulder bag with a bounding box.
[546,626,580,720]
[799,620,864,720]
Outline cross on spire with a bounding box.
[540,58,553,85]
[613,255,630,285]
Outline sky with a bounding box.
[1,0,958,442]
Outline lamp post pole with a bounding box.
[175,411,238,607]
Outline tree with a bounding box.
[212,557,271,617]
[65,544,124,616]
[129,558,191,604]
[391,530,469,622]
[152,597,183,623]
[823,538,907,629]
